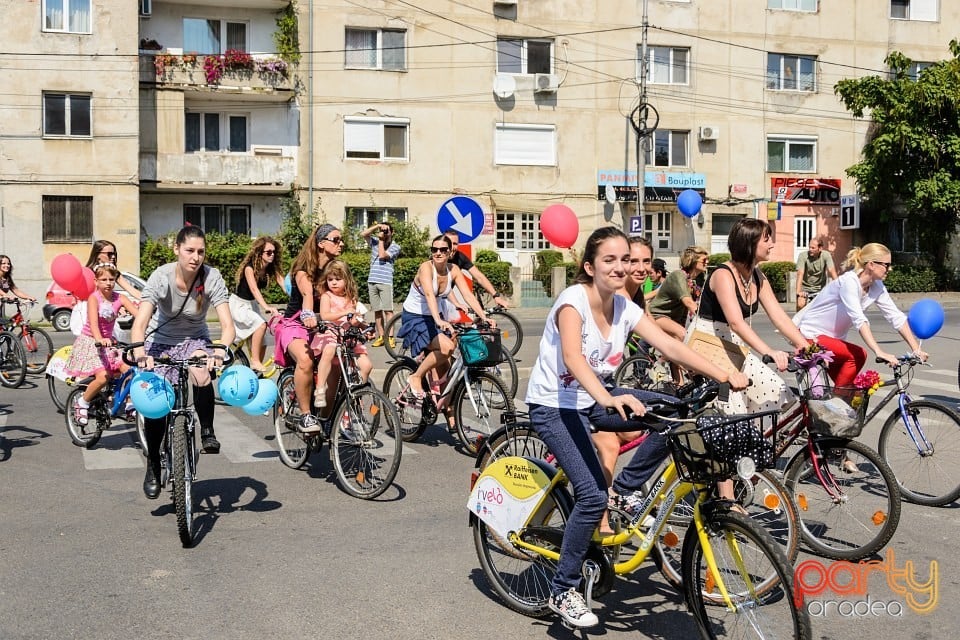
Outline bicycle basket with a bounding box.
[806,385,868,439]
[667,412,776,484]
[459,328,505,367]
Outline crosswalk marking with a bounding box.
[83,446,145,470]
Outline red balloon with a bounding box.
[540,204,579,249]
[71,267,96,299]
[50,253,84,292]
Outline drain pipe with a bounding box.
[307,0,314,217]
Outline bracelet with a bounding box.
[492,292,501,298]
[300,310,316,320]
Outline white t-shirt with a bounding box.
[794,270,906,340]
[525,284,643,410]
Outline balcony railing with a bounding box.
[141,152,296,188]
[139,52,294,93]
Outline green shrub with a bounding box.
[478,262,513,297]
[139,234,175,278]
[883,265,939,293]
[204,232,253,287]
[707,252,730,266]
[393,257,421,302]
[339,252,371,302]
[534,250,565,295]
[474,249,500,264]
[758,261,795,299]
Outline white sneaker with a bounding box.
[298,414,322,434]
[549,588,599,628]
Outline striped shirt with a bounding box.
[368,237,400,284]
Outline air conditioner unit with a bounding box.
[698,125,719,141]
[139,0,152,17]
[494,0,518,5]
[534,73,559,93]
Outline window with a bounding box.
[183,18,247,54]
[889,218,920,253]
[43,0,91,33]
[890,0,938,21]
[42,196,93,242]
[644,130,688,167]
[185,112,248,152]
[768,0,817,10]
[183,204,250,235]
[494,124,556,166]
[344,117,409,160]
[496,38,553,74]
[43,93,91,137]
[345,28,406,70]
[907,61,933,81]
[495,213,549,251]
[767,54,816,91]
[767,136,816,172]
[643,211,673,252]
[639,46,689,85]
[345,207,407,230]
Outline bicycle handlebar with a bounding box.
[601,379,731,432]
[120,341,232,368]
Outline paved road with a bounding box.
[0,301,957,639]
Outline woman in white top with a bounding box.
[524,226,747,629]
[794,243,927,387]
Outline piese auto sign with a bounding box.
[771,177,841,204]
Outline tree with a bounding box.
[834,41,960,263]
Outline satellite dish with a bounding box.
[493,73,516,99]
[605,184,617,204]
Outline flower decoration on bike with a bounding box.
[852,369,882,402]
[794,342,835,399]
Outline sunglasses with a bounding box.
[100,251,117,258]
[262,250,276,255]
[430,246,449,254]
[321,236,343,245]
[872,261,893,269]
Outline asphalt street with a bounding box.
[1,296,958,639]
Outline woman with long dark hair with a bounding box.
[230,236,285,374]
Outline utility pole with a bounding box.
[629,0,657,232]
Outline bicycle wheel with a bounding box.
[0,333,26,388]
[382,358,428,442]
[613,353,654,388]
[473,484,573,617]
[784,437,901,560]
[273,370,310,469]
[681,509,811,640]
[654,472,800,599]
[878,399,960,506]
[171,414,195,547]
[47,373,75,413]
[477,425,550,470]
[453,372,514,455]
[383,313,409,360]
[488,310,522,356]
[330,387,403,499]
[65,387,102,448]
[19,327,53,374]
[481,349,518,399]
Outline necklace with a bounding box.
[736,266,753,298]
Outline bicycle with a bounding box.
[122,342,229,547]
[0,321,27,389]
[63,344,145,451]
[469,388,810,638]
[382,322,514,453]
[273,321,402,499]
[1,300,54,374]
[612,334,677,394]
[476,378,800,598]
[767,355,902,560]
[869,354,960,506]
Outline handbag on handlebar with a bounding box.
[459,328,505,367]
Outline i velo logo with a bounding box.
[794,550,938,618]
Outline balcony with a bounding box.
[141,151,295,192]
[139,53,294,97]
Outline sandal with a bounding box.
[401,389,426,409]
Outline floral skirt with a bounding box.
[65,335,122,378]
[146,338,211,386]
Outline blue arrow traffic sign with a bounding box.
[437,196,485,243]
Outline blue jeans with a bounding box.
[529,387,679,595]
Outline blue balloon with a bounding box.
[218,365,260,407]
[907,298,945,340]
[129,371,175,419]
[677,189,703,218]
[283,273,292,296]
[241,378,279,416]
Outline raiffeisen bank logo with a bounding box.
[795,550,938,618]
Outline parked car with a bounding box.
[43,271,146,332]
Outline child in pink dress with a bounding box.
[65,263,141,425]
[310,260,372,406]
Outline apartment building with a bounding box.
[0,0,141,292]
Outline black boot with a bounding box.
[143,462,161,499]
[194,384,220,454]
[143,418,164,499]
[201,425,220,454]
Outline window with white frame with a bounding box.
[43,92,91,137]
[639,46,689,85]
[494,123,556,166]
[43,0,91,33]
[42,196,93,242]
[496,38,553,74]
[183,18,248,54]
[766,54,817,91]
[889,218,920,253]
[907,61,933,81]
[344,117,409,160]
[768,0,817,10]
[185,112,248,153]
[644,130,688,167]
[345,207,407,231]
[183,204,250,235]
[890,0,937,21]
[767,136,816,172]
[345,28,406,70]
[495,212,550,251]
[643,211,673,252]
